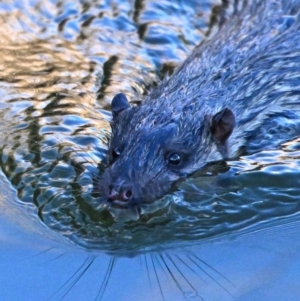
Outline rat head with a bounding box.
[97,93,235,208]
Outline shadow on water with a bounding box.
[1,0,300,300]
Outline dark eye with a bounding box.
[168,153,181,166]
[112,147,122,159]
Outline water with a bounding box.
[1,0,300,300]
[0,0,222,251]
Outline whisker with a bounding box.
[174,254,207,284]
[150,254,165,301]
[164,253,199,295]
[191,254,237,289]
[48,256,95,301]
[159,254,184,293]
[143,254,152,291]
[96,257,116,301]
[44,252,67,263]
[188,254,236,298]
[154,253,172,287]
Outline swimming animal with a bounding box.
[96,0,300,208]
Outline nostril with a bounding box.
[125,189,132,199]
[107,185,133,203]
[107,179,134,203]
[120,188,132,201]
[108,187,118,201]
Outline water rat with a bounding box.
[96,0,300,208]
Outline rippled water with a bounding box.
[1,0,300,255]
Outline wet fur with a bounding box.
[98,0,300,206]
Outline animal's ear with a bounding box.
[111,93,131,118]
[211,108,235,144]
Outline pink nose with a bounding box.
[108,186,133,202]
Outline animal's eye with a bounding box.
[112,147,122,159]
[168,153,181,166]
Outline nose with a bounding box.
[107,184,133,203]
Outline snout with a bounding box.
[107,183,134,207]
[107,184,133,207]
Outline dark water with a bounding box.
[1,0,300,300]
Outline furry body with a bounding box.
[98,0,300,207]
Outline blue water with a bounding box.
[1,0,300,300]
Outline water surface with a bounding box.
[1,0,300,300]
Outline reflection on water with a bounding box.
[0,0,226,251]
[1,0,300,300]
